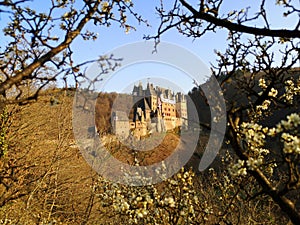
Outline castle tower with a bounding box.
[146,82,157,111]
[176,92,188,129]
[132,82,145,107]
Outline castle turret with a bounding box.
[138,81,143,96]
[176,92,188,129]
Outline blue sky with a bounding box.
[76,0,299,93]
[100,62,195,94]
[0,0,298,93]
[71,1,226,93]
[70,0,298,62]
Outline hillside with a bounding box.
[0,83,295,224]
[0,90,103,224]
[1,89,208,224]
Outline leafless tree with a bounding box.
[148,0,300,223]
[0,0,146,105]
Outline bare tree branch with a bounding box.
[179,0,300,38]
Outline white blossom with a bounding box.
[268,88,278,97]
[259,78,267,89]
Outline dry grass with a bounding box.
[0,89,290,224]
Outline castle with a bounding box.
[112,82,188,139]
